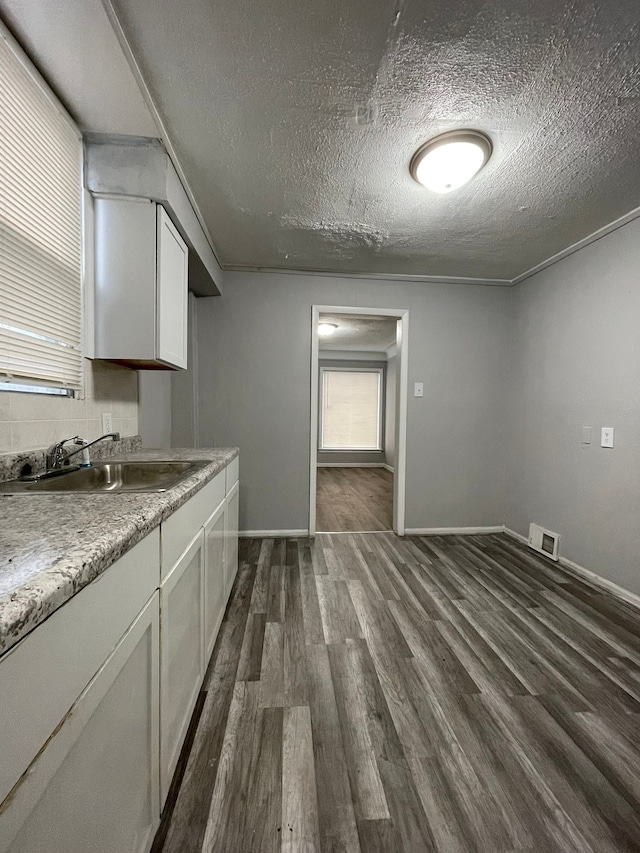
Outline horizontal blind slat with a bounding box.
[321,371,381,450]
[0,33,83,391]
[0,48,79,146]
[0,338,82,387]
[1,174,82,255]
[1,222,82,284]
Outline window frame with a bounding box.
[0,19,85,397]
[318,365,384,452]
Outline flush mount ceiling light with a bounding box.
[318,323,338,337]
[410,130,492,194]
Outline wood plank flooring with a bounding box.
[153,532,640,853]
[316,467,393,531]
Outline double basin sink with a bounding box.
[0,460,210,495]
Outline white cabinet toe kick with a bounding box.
[0,456,239,853]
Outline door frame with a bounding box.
[309,305,409,536]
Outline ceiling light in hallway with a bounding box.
[318,323,338,337]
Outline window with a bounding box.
[0,25,83,392]
[320,368,383,451]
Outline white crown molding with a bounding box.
[223,204,640,287]
[511,205,640,285]
[224,264,512,286]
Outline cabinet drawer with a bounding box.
[161,472,225,578]
[225,455,239,494]
[0,529,159,807]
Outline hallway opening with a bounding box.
[310,307,407,534]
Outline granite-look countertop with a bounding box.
[0,447,238,656]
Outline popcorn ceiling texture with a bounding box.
[109,0,640,280]
[0,359,138,454]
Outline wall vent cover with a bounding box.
[528,523,560,561]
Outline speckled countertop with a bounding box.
[0,447,238,656]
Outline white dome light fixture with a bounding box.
[410,130,492,194]
[318,322,338,337]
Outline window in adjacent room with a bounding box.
[0,24,83,394]
[320,368,383,451]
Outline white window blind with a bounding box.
[321,369,382,450]
[0,28,83,390]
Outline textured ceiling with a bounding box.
[318,314,397,351]
[5,0,639,281]
[107,0,640,280]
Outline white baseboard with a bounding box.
[317,463,386,468]
[405,526,504,536]
[383,464,395,473]
[503,527,528,545]
[503,527,640,611]
[240,529,309,538]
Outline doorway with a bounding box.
[309,305,408,536]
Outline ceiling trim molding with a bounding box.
[511,205,640,285]
[100,0,224,271]
[225,204,640,287]
[223,264,512,287]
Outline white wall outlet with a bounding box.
[414,382,424,398]
[102,412,113,433]
[581,426,592,445]
[601,427,614,448]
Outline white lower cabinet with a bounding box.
[0,455,239,852]
[224,479,240,598]
[159,531,205,802]
[1,594,160,853]
[204,500,226,660]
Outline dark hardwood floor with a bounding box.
[154,532,640,853]
[316,466,393,531]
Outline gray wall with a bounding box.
[506,217,640,595]
[171,293,199,448]
[385,354,397,469]
[317,358,386,466]
[137,371,172,447]
[196,271,511,532]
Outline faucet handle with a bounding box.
[45,435,79,470]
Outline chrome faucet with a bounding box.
[46,432,120,471]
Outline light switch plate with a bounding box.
[102,412,113,433]
[601,427,614,448]
[581,426,592,445]
[414,382,424,398]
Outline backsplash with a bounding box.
[0,360,138,454]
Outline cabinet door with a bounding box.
[204,500,226,661]
[160,532,205,802]
[156,205,188,369]
[1,595,160,853]
[224,480,240,599]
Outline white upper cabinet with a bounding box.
[94,199,188,369]
[157,207,188,368]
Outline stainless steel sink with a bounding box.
[0,460,210,494]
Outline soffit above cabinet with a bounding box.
[85,135,222,296]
